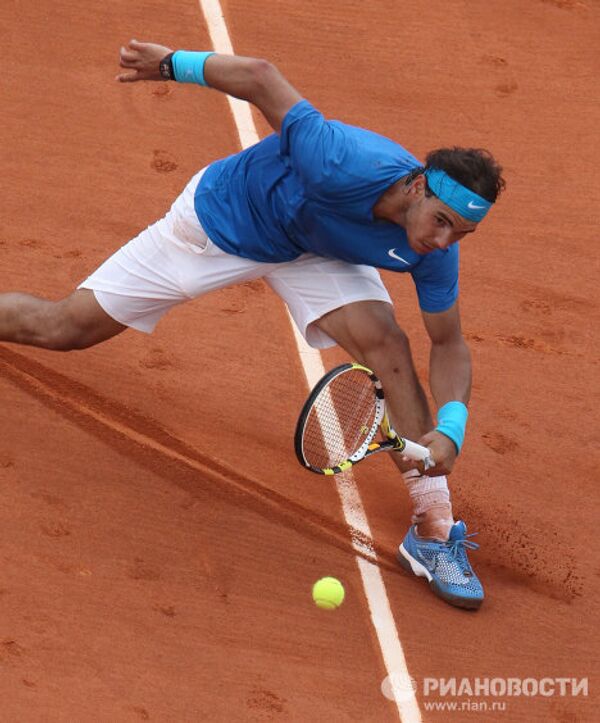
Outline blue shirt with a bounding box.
[195,100,458,313]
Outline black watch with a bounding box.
[159,52,175,80]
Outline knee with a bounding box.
[48,330,94,352]
[38,300,94,351]
[39,320,79,352]
[381,319,410,351]
[316,300,411,364]
[365,330,413,377]
[361,323,418,390]
[361,307,411,362]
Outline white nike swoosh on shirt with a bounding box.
[467,201,486,210]
[388,248,411,265]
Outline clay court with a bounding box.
[1,0,598,720]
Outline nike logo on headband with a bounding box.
[388,249,411,265]
[467,201,486,210]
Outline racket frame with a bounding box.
[295,362,433,475]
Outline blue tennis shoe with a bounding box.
[398,520,484,610]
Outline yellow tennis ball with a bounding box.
[312,577,345,610]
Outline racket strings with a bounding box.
[302,370,378,468]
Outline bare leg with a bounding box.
[0,289,127,350]
[315,302,431,434]
[314,301,453,538]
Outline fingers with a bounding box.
[116,71,138,83]
[400,457,426,475]
[402,457,447,477]
[125,38,152,56]
[400,448,446,476]
[119,39,149,64]
[425,465,450,477]
[117,39,152,82]
[120,46,139,66]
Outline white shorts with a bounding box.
[78,169,392,349]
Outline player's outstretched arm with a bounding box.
[419,302,472,470]
[421,303,471,411]
[116,39,302,132]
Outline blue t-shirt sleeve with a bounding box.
[279,100,356,197]
[279,100,412,213]
[410,245,460,313]
[279,100,420,220]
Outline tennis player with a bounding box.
[0,40,505,609]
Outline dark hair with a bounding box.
[424,147,506,203]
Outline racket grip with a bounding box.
[400,438,435,469]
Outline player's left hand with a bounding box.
[116,39,173,83]
[402,430,457,476]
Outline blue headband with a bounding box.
[424,168,492,222]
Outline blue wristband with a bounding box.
[435,401,468,453]
[172,51,216,86]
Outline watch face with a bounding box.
[160,59,172,79]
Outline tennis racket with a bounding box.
[295,362,435,475]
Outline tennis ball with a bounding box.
[312,577,345,610]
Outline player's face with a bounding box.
[405,193,478,255]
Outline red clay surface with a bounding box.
[1,0,598,720]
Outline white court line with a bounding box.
[198,2,421,720]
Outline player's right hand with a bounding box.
[416,430,458,476]
[116,39,173,83]
[401,430,457,477]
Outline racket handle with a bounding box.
[399,438,436,470]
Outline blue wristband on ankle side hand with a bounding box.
[172,51,216,86]
[435,401,468,453]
